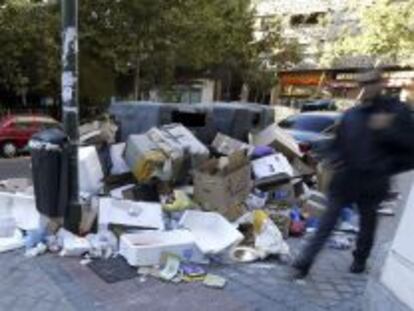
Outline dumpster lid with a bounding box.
[31,128,68,145]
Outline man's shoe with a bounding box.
[291,262,310,279]
[350,261,366,274]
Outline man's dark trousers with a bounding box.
[296,192,380,270]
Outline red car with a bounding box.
[0,115,60,157]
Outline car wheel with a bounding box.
[2,142,18,158]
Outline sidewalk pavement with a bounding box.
[0,234,368,311]
[0,165,410,311]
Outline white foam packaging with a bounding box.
[179,210,244,254]
[119,230,205,266]
[78,146,104,195]
[98,198,164,231]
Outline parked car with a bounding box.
[300,99,337,112]
[278,112,342,154]
[0,115,60,157]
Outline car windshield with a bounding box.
[279,115,338,133]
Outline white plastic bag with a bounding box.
[236,210,290,259]
[57,229,91,257]
[86,230,118,259]
[255,216,290,258]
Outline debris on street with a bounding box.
[0,119,360,289]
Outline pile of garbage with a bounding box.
[0,121,360,286]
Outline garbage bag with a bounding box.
[253,210,290,258]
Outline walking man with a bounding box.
[292,69,414,278]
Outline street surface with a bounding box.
[0,157,31,180]
[0,158,411,311]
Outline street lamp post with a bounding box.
[62,0,81,233]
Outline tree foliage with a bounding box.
[0,1,60,104]
[322,0,414,66]
[0,0,300,106]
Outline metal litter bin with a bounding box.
[29,128,69,218]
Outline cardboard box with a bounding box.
[119,230,205,266]
[317,162,333,193]
[268,182,296,204]
[252,124,302,160]
[124,133,174,183]
[252,153,293,181]
[292,158,315,176]
[194,151,251,217]
[157,124,210,168]
[124,124,209,183]
[302,190,328,218]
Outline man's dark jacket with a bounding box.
[326,96,414,203]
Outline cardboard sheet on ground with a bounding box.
[120,230,205,266]
[179,210,243,254]
[0,192,41,231]
[99,198,164,230]
[0,230,24,253]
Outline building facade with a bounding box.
[254,0,413,104]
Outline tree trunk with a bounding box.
[240,83,249,102]
[21,90,27,107]
[254,91,259,103]
[134,58,141,101]
[225,71,232,102]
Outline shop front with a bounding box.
[278,71,331,105]
[329,69,414,99]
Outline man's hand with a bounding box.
[369,113,395,129]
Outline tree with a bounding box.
[0,0,300,108]
[243,16,301,102]
[322,0,414,66]
[78,0,301,102]
[0,1,60,105]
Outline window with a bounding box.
[279,115,337,133]
[290,14,305,27]
[171,111,207,127]
[290,12,325,27]
[12,118,34,130]
[39,121,60,130]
